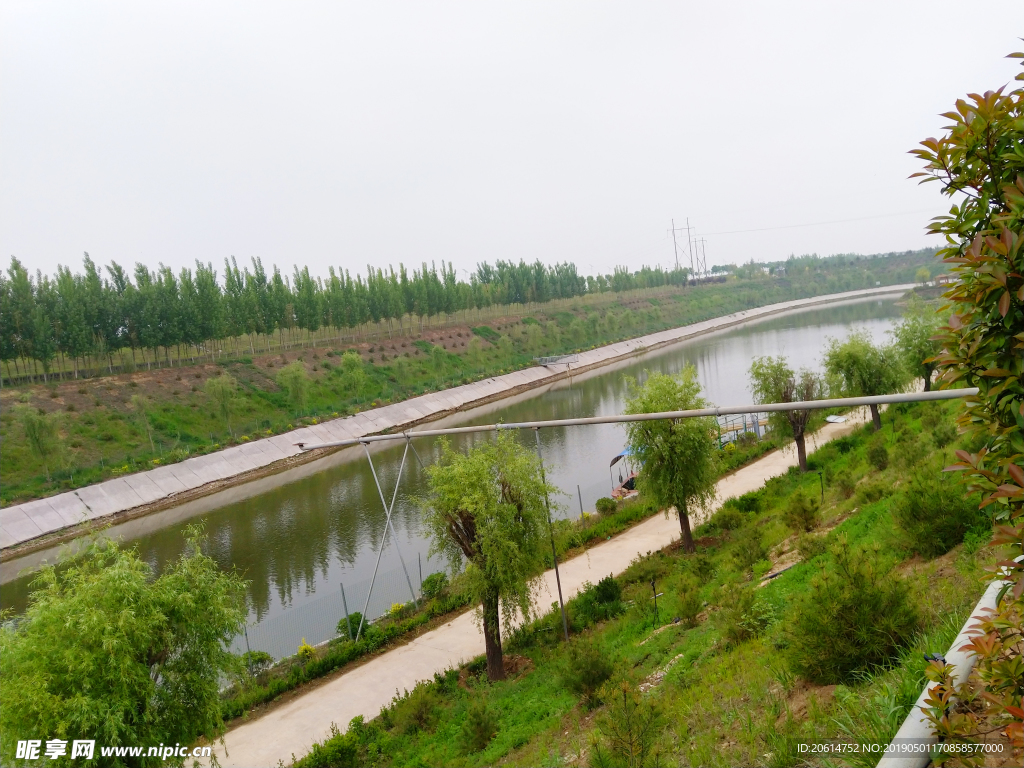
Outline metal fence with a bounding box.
[716,411,770,446]
[230,561,435,662]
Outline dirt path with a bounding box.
[209,410,869,767]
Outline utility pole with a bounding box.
[671,219,680,271]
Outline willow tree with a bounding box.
[823,330,908,430]
[624,367,719,553]
[422,431,555,681]
[748,356,823,472]
[889,296,943,391]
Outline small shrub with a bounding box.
[931,420,957,448]
[297,638,316,664]
[712,506,744,532]
[595,497,618,515]
[293,724,358,768]
[77,387,87,394]
[784,537,919,684]
[831,470,854,499]
[338,611,364,638]
[680,552,715,584]
[892,464,988,557]
[867,441,889,471]
[797,533,828,562]
[856,480,890,505]
[421,572,449,600]
[732,527,768,571]
[571,577,625,630]
[733,489,764,513]
[590,680,664,768]
[783,491,820,533]
[391,681,443,734]
[241,650,274,680]
[460,697,498,754]
[561,636,614,707]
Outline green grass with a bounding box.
[0,259,932,507]
[292,399,996,767]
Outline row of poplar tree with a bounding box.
[0,254,694,382]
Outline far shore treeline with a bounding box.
[0,249,935,384]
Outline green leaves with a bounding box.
[0,528,247,767]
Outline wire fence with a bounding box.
[230,560,434,662]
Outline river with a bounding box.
[0,294,905,656]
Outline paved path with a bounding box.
[210,411,870,767]
[1,285,911,551]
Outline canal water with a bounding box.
[0,295,904,657]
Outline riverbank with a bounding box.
[207,409,875,766]
[0,284,913,556]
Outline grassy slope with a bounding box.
[0,253,933,506]
[295,399,995,768]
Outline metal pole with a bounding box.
[341,583,352,641]
[577,484,584,521]
[535,428,570,642]
[418,552,422,593]
[817,471,824,503]
[354,440,411,640]
[295,389,979,452]
[651,578,658,629]
[363,440,419,610]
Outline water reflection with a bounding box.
[1,296,903,628]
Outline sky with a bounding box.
[2,2,1022,283]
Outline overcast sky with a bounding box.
[2,2,1022,283]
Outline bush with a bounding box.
[709,505,744,533]
[297,638,317,663]
[391,681,443,735]
[561,636,614,707]
[931,420,957,448]
[571,576,624,630]
[797,533,828,562]
[835,470,857,499]
[591,680,664,768]
[892,465,988,558]
[337,611,363,639]
[732,527,768,571]
[460,697,498,754]
[595,497,618,515]
[421,572,449,600]
[783,491,820,533]
[733,489,764,514]
[785,537,919,684]
[241,650,274,681]
[293,724,358,768]
[867,441,889,471]
[856,480,890,505]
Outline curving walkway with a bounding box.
[0,285,911,552]
[209,411,870,767]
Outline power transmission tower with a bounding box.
[670,219,697,277]
[694,237,708,278]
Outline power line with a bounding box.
[701,208,938,236]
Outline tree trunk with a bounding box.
[923,368,932,392]
[482,586,505,681]
[869,403,882,431]
[677,500,695,553]
[795,431,808,472]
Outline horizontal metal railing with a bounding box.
[295,388,979,451]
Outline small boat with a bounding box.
[609,448,638,499]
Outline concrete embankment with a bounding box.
[0,284,912,554]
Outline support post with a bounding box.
[418,552,422,593]
[577,484,584,522]
[355,439,413,641]
[341,583,352,641]
[534,428,570,642]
